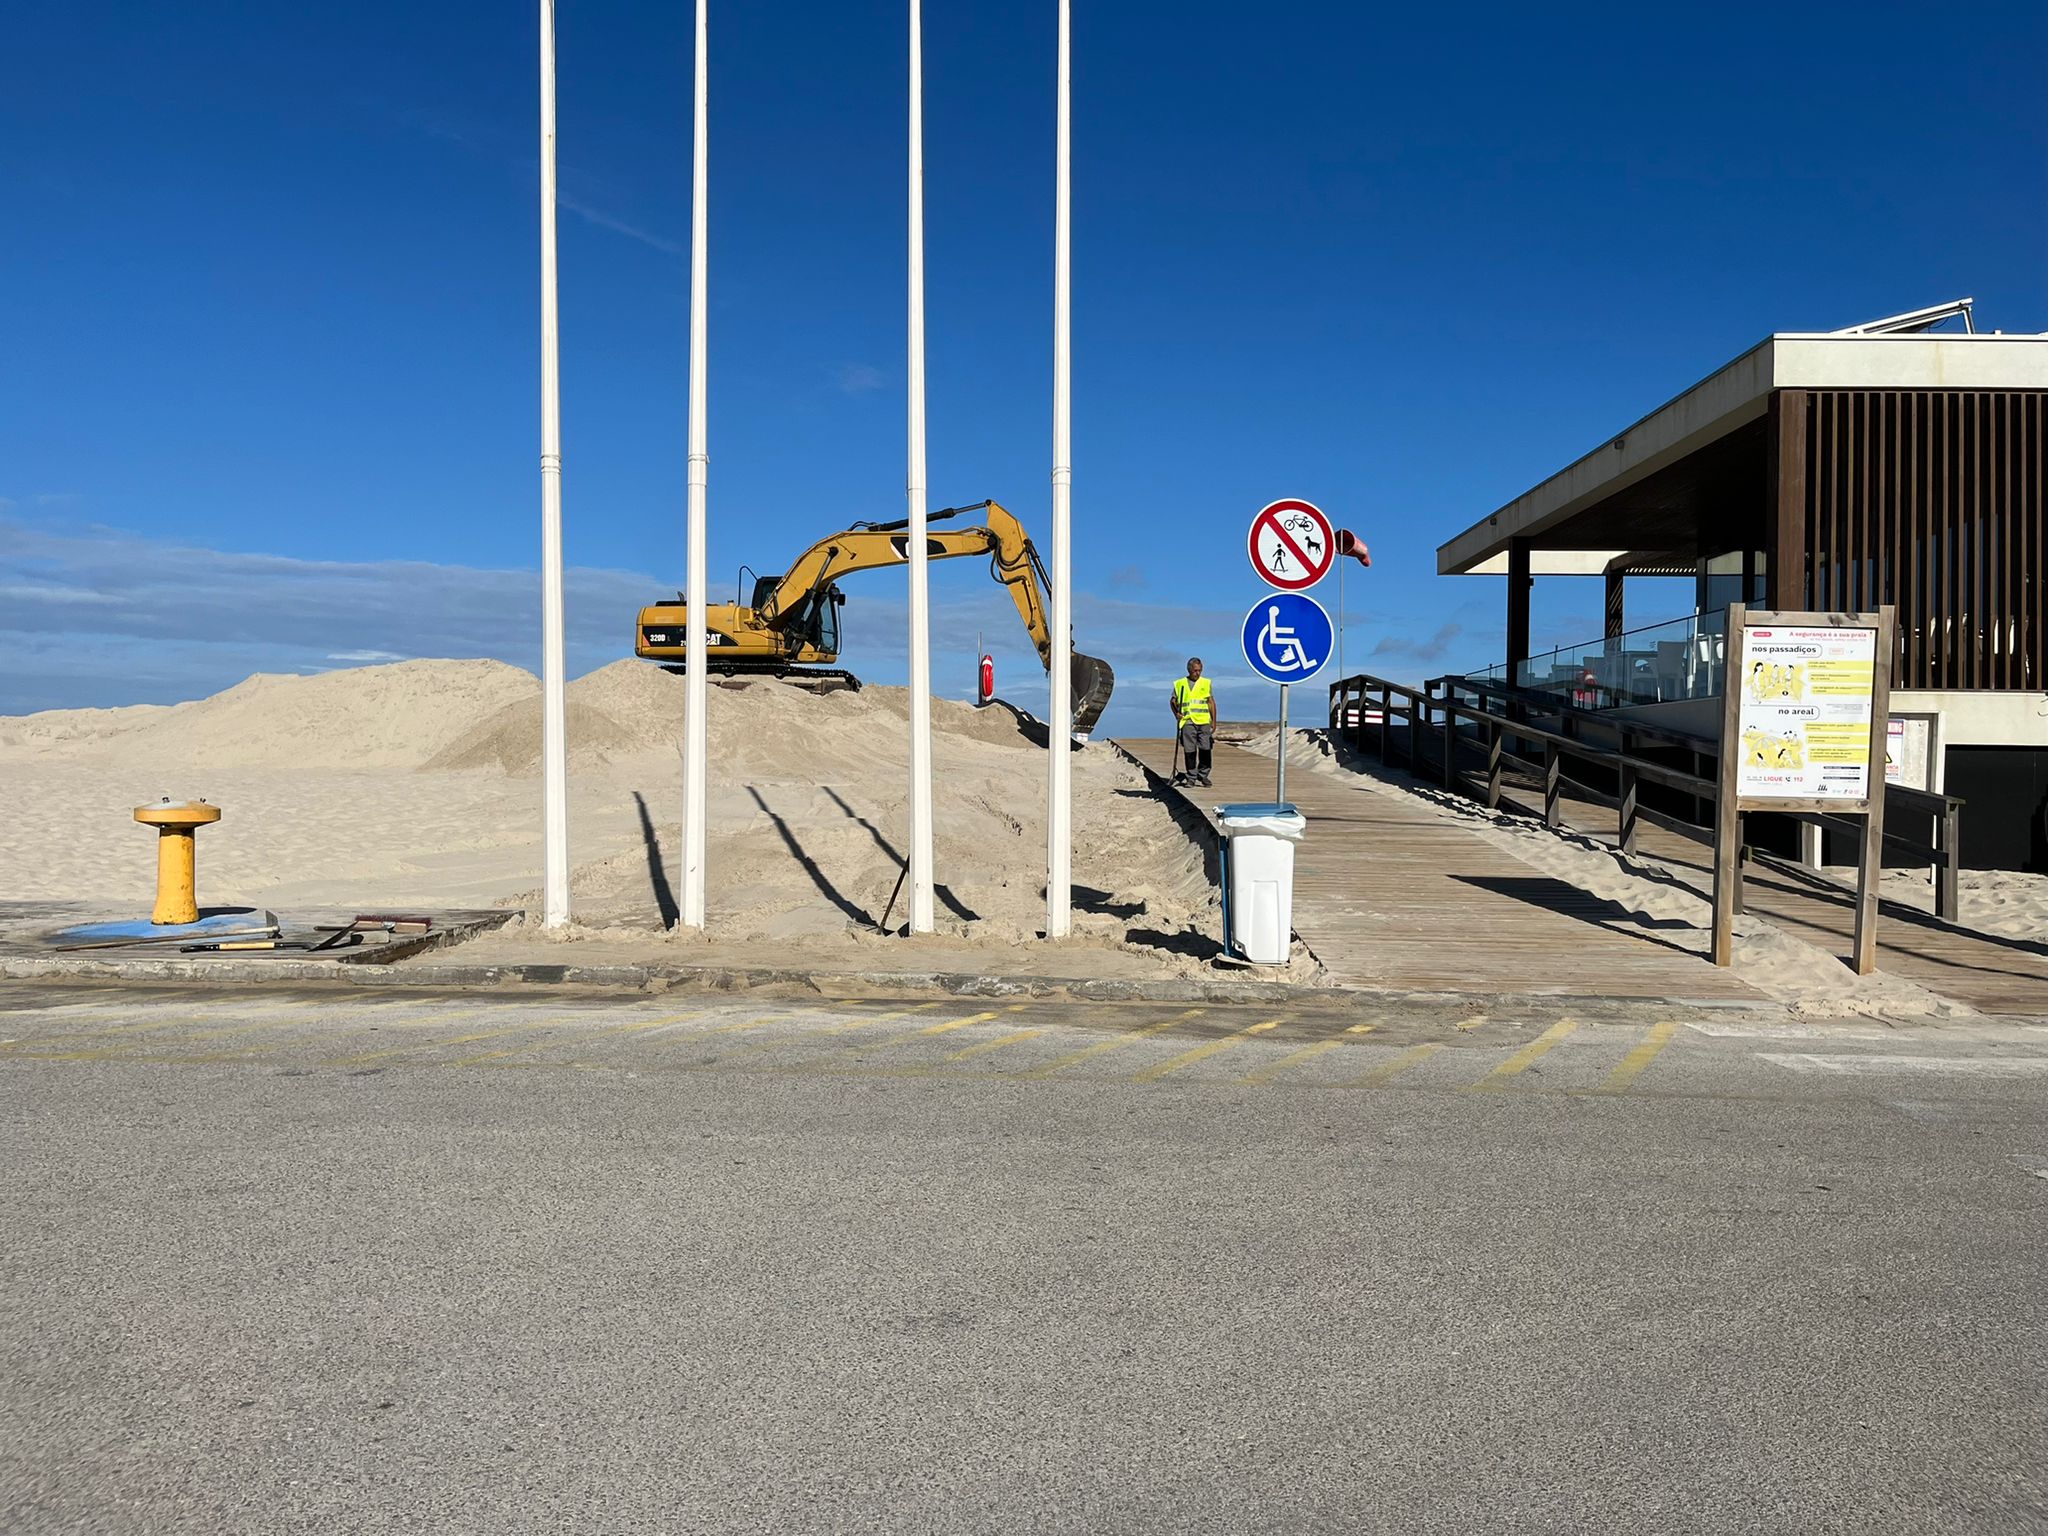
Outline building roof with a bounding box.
[1438,330,2048,577]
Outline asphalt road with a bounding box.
[3,981,2044,1534]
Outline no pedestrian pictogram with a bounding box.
[1247,499,1334,591]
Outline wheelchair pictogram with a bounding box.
[1241,592,1333,683]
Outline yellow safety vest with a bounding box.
[1173,676,1213,725]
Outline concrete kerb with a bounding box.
[0,952,1331,1005]
[0,952,1822,1028]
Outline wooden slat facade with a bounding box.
[1776,389,2047,691]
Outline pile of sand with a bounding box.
[2,659,1225,980]
[426,662,1041,774]
[0,659,532,770]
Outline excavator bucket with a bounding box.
[1070,651,1116,740]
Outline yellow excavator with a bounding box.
[635,499,1116,737]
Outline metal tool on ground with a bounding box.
[180,939,316,953]
[634,499,1116,737]
[324,915,436,935]
[55,924,279,953]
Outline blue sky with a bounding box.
[3,0,2042,734]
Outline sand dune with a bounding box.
[3,658,1228,980]
[0,659,533,770]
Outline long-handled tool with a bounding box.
[180,939,315,953]
[56,925,278,953]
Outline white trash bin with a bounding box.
[1215,803,1306,965]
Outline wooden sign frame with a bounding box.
[1711,604,1896,975]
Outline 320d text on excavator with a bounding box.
[635,499,1116,738]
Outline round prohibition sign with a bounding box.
[1247,498,1334,590]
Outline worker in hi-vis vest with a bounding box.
[1170,657,1218,787]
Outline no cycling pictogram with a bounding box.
[1246,499,1334,590]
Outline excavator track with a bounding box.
[659,663,863,695]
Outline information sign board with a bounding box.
[1733,624,1878,803]
[1712,605,1896,977]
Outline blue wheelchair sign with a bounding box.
[1241,592,1333,683]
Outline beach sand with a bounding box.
[2,659,1258,984]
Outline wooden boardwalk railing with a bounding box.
[1328,671,1966,921]
[1323,672,2048,1015]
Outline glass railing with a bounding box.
[1458,611,1729,709]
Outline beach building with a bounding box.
[1436,301,2048,870]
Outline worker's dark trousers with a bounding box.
[1178,723,1214,776]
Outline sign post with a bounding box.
[1243,499,1335,805]
[1712,605,1896,973]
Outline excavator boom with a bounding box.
[635,500,1115,737]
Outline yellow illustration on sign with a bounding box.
[1734,624,1877,802]
[1742,727,1805,772]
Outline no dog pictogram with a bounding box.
[1247,499,1334,590]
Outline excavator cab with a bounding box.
[781,584,843,656]
[746,575,845,657]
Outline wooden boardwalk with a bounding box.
[1531,789,2048,1017]
[1119,740,1760,1002]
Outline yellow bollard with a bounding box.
[134,800,223,925]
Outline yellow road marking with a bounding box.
[855,1009,1012,1053]
[1467,1019,1578,1091]
[1134,1019,1280,1082]
[705,1001,941,1058]
[1238,1022,1376,1084]
[1455,1014,1489,1032]
[325,1019,565,1066]
[1597,1021,1679,1094]
[943,1028,1044,1062]
[1340,1041,1445,1088]
[3,1047,281,1065]
[0,1014,215,1051]
[453,1011,710,1066]
[637,1012,781,1045]
[1021,1009,1204,1079]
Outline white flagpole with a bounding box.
[1045,0,1073,937]
[905,0,935,934]
[680,0,711,929]
[537,0,570,928]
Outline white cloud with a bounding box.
[557,194,685,256]
[0,514,664,712]
[835,363,886,396]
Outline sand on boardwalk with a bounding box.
[1,659,1250,984]
[1240,727,2043,1019]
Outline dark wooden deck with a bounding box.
[1119,740,1761,1003]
